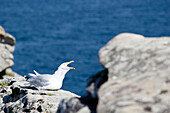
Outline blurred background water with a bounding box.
[0,0,169,95]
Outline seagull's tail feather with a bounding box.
[33,70,40,75]
[28,73,37,77]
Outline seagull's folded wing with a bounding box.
[28,75,50,87]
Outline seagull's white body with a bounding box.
[27,61,75,90]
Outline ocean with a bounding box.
[0,0,169,95]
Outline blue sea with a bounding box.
[0,0,169,95]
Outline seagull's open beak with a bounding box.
[67,60,75,70]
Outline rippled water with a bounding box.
[0,0,169,95]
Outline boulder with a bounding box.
[99,33,170,79]
[97,33,170,113]
[0,26,17,78]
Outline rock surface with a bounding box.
[57,97,85,113]
[0,77,79,113]
[99,33,170,79]
[0,26,19,79]
[97,33,170,113]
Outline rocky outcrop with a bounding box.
[0,77,79,112]
[97,33,170,113]
[58,33,170,113]
[0,26,19,79]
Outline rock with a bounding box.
[0,77,79,113]
[77,106,91,113]
[57,97,85,113]
[0,45,14,72]
[99,33,170,79]
[57,69,108,113]
[0,26,15,46]
[81,69,108,112]
[0,26,5,36]
[0,26,19,78]
[97,33,170,113]
[4,68,21,78]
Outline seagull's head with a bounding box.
[59,60,75,71]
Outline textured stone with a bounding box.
[0,77,79,113]
[97,33,170,113]
[99,33,170,79]
[77,106,91,113]
[57,97,85,113]
[0,31,16,46]
[0,44,14,72]
[0,26,17,78]
[0,26,5,36]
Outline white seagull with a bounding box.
[27,61,75,90]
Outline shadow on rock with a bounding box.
[80,69,108,113]
[3,86,27,103]
[57,69,108,113]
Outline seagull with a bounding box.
[26,61,75,90]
